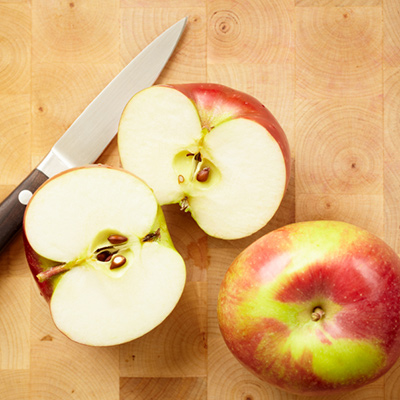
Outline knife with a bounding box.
[0,17,187,253]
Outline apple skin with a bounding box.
[22,164,185,346]
[217,220,400,395]
[163,83,291,187]
[23,234,54,302]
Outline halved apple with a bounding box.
[23,165,186,346]
[118,83,291,240]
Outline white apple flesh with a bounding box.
[23,165,186,346]
[118,83,290,240]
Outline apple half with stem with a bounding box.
[118,83,290,240]
[217,221,400,395]
[23,165,186,346]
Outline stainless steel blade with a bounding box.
[37,17,187,178]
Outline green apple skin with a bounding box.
[217,221,400,395]
[164,83,291,186]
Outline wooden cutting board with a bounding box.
[1,1,399,399]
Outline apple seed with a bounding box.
[178,175,185,184]
[194,152,202,162]
[97,250,112,262]
[196,167,210,182]
[108,234,128,245]
[110,255,126,270]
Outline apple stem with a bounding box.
[37,264,70,282]
[311,307,325,322]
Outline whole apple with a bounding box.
[118,83,290,240]
[23,165,186,346]
[217,220,400,395]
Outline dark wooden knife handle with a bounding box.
[0,169,48,253]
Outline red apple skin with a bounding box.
[217,221,400,395]
[162,83,291,189]
[23,233,55,302]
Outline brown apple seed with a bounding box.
[97,251,112,262]
[178,174,185,184]
[194,152,202,162]
[107,234,128,245]
[196,167,210,182]
[110,255,126,270]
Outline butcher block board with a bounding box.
[1,0,400,399]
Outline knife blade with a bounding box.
[0,17,187,253]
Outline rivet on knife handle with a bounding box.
[0,169,48,253]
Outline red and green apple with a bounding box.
[217,220,400,395]
[118,83,290,240]
[23,165,186,346]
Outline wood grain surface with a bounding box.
[0,1,399,399]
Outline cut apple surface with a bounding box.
[118,83,290,240]
[23,165,186,346]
